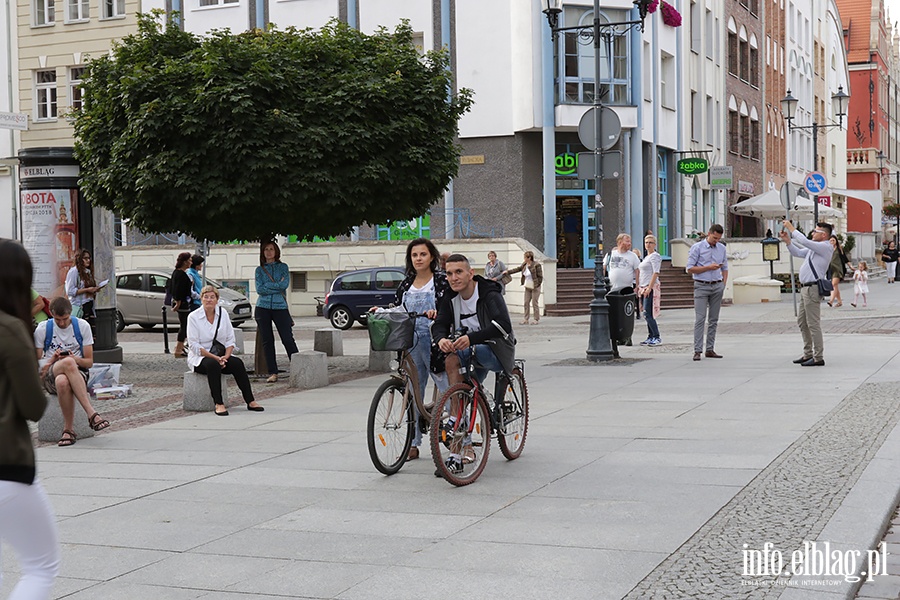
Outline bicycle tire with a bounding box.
[430,383,491,486]
[367,378,414,475]
[496,367,529,460]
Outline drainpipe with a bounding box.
[629,5,644,244]
[649,4,660,244]
[541,1,556,257]
[674,0,684,237]
[5,0,17,239]
[442,0,455,239]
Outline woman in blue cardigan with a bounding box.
[255,240,298,383]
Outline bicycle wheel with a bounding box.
[496,368,529,460]
[430,383,491,486]
[367,378,414,475]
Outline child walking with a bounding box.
[851,261,869,307]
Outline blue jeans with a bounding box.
[455,344,504,384]
[643,291,660,339]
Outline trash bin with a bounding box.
[606,287,637,344]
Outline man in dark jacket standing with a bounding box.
[433,254,516,385]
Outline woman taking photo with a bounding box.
[170,252,194,358]
[503,251,543,325]
[187,286,264,416]
[391,238,450,461]
[484,251,508,295]
[65,248,100,328]
[255,240,299,383]
[0,239,60,599]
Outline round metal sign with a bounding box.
[578,107,622,152]
[779,182,795,210]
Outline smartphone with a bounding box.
[59,350,70,356]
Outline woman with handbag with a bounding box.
[484,251,510,295]
[503,251,543,325]
[187,285,264,416]
[170,252,194,358]
[255,240,298,383]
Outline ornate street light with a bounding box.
[541,0,652,361]
[780,87,851,224]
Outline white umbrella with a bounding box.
[730,190,843,219]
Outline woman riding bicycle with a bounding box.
[433,254,516,472]
[388,238,450,462]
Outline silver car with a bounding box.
[115,269,253,332]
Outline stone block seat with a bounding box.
[289,350,328,389]
[313,328,343,357]
[733,275,783,304]
[38,395,96,443]
[183,371,229,412]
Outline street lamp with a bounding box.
[781,85,850,224]
[541,0,652,361]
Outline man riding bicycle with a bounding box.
[433,254,516,472]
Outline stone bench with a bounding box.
[232,328,245,355]
[733,276,783,304]
[289,350,328,389]
[313,328,343,357]
[368,347,393,373]
[183,371,230,412]
[37,395,96,443]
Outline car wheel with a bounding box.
[115,310,126,333]
[329,306,354,330]
[139,323,156,331]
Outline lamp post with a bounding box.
[541,0,652,361]
[781,86,850,224]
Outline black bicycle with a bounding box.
[430,328,529,486]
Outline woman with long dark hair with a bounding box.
[170,252,194,358]
[255,240,298,383]
[0,239,60,598]
[65,248,99,327]
[827,235,851,308]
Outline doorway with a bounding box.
[556,191,596,269]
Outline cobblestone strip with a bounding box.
[622,382,900,600]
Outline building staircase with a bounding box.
[545,260,696,317]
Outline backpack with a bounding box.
[43,317,84,355]
[164,271,175,306]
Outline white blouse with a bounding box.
[186,306,236,368]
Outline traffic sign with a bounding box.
[576,151,622,180]
[804,172,827,195]
[577,107,622,152]
[780,182,795,210]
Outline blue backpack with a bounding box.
[43,318,84,355]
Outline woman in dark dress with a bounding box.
[170,252,193,357]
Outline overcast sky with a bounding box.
[887,0,900,29]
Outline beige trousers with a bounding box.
[524,285,541,322]
[797,284,824,360]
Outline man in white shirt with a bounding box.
[780,220,833,366]
[34,297,110,446]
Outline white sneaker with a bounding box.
[647,338,662,346]
[639,338,652,345]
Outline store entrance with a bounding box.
[557,195,594,269]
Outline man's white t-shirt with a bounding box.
[33,318,93,368]
[606,249,640,291]
[458,287,481,334]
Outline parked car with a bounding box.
[115,269,253,332]
[324,267,406,330]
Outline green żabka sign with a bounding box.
[677,158,709,175]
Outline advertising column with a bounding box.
[19,147,121,363]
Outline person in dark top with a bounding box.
[170,252,194,358]
[882,240,898,284]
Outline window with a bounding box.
[101,0,124,18]
[661,53,675,109]
[558,8,630,105]
[739,39,749,82]
[691,91,699,141]
[643,42,652,101]
[751,119,760,160]
[729,111,739,154]
[706,96,714,147]
[199,0,238,7]
[705,9,713,58]
[728,32,738,76]
[375,270,404,290]
[149,275,167,294]
[290,272,307,292]
[338,272,371,291]
[69,67,85,111]
[35,70,57,121]
[116,274,142,291]
[66,0,87,21]
[750,47,759,86]
[741,115,751,158]
[690,1,701,53]
[34,0,55,25]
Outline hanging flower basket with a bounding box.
[647,0,659,13]
[660,1,682,27]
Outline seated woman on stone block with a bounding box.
[187,285,264,416]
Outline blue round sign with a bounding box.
[804,172,828,195]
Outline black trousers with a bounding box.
[177,309,190,342]
[194,356,255,406]
[255,306,298,374]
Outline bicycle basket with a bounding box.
[368,309,415,351]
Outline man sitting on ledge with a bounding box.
[34,297,110,447]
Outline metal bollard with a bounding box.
[161,305,170,354]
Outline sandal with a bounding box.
[58,429,77,447]
[87,412,110,431]
[266,374,278,383]
[462,446,476,464]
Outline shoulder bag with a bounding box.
[209,308,227,356]
[809,260,833,298]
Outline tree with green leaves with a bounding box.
[73,12,473,242]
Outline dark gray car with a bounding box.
[324,267,405,329]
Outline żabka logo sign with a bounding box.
[555,152,578,176]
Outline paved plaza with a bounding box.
[4,279,900,599]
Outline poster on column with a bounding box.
[20,189,79,295]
